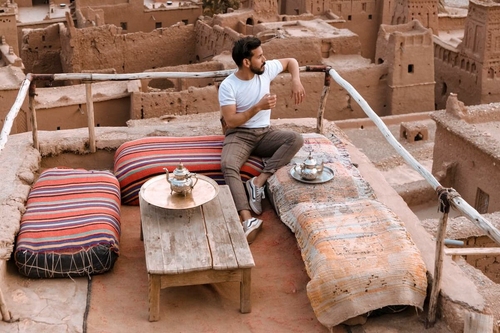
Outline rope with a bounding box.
[16,245,117,278]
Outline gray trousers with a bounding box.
[221,126,304,213]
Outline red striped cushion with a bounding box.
[15,168,121,278]
[114,136,264,205]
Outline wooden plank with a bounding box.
[160,269,244,288]
[445,247,500,256]
[464,312,493,333]
[202,187,238,270]
[85,82,96,153]
[140,194,212,274]
[155,205,210,274]
[28,90,39,151]
[217,186,255,268]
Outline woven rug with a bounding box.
[268,133,427,329]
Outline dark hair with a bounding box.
[232,37,261,68]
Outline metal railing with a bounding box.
[2,66,500,327]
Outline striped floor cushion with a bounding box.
[14,168,121,278]
[114,135,264,205]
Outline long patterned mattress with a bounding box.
[267,133,427,329]
[14,168,121,278]
[114,135,264,205]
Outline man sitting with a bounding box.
[218,36,306,243]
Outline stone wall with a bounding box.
[59,23,197,73]
[461,235,500,283]
[131,66,391,122]
[130,86,220,119]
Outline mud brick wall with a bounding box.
[462,236,500,283]
[59,23,196,73]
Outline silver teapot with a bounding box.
[164,162,198,196]
[295,152,324,180]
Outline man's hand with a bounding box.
[279,58,306,105]
[257,93,277,110]
[221,93,276,128]
[291,79,306,105]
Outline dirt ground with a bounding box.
[83,204,454,333]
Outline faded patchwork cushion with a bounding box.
[114,135,264,205]
[268,133,376,228]
[15,168,121,278]
[289,200,427,328]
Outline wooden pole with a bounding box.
[0,76,31,154]
[29,81,39,151]
[426,210,448,327]
[85,82,96,153]
[316,70,331,134]
[0,286,11,322]
[426,188,452,328]
[327,67,500,245]
[50,69,239,82]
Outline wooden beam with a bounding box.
[85,82,96,153]
[316,85,330,134]
[445,247,500,256]
[29,83,39,151]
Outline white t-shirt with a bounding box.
[218,59,283,128]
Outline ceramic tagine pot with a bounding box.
[295,152,324,181]
[164,161,198,196]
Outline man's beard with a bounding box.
[250,62,265,75]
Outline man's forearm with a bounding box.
[287,58,301,82]
[223,105,261,128]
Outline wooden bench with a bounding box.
[139,185,255,321]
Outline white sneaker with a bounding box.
[245,177,265,215]
[243,218,263,244]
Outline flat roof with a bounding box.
[17,4,69,24]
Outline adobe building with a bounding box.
[3,0,500,130]
[72,0,202,32]
[295,0,385,60]
[434,0,500,109]
[432,93,500,214]
[0,1,19,55]
[375,20,435,115]
[12,16,436,132]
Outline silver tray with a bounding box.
[140,174,219,210]
[289,165,335,184]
